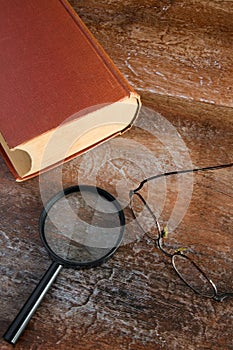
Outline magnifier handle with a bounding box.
[3,261,62,345]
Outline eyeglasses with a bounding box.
[129,163,233,302]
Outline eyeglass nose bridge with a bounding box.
[213,292,233,302]
[171,252,218,299]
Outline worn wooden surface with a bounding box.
[0,1,233,349]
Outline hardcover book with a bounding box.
[0,0,140,181]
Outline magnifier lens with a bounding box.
[42,187,123,264]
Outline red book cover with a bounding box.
[0,0,140,181]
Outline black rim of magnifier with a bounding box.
[39,185,125,268]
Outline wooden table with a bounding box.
[1,1,232,349]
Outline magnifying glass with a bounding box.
[3,185,125,344]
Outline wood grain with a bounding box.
[0,1,233,349]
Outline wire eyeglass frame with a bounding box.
[129,163,233,302]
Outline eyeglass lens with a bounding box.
[130,193,160,240]
[172,254,216,298]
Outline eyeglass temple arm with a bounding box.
[131,163,233,193]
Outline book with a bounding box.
[0,0,140,181]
